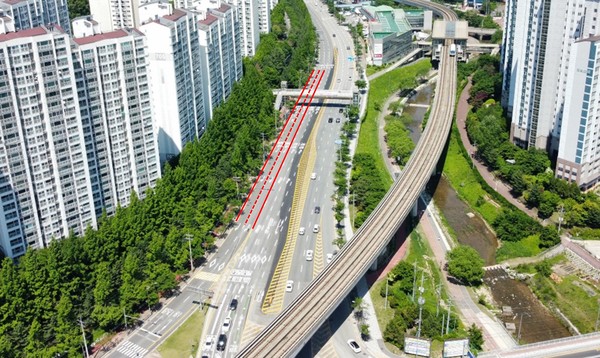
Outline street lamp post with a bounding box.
[232,176,241,199]
[184,234,194,272]
[261,132,266,162]
[417,295,425,338]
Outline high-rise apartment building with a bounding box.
[502,0,600,152]
[139,9,206,164]
[139,2,242,164]
[73,28,160,216]
[89,0,141,32]
[198,2,243,120]
[0,26,96,257]
[556,36,600,189]
[0,0,71,34]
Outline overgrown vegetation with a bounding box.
[378,232,480,353]
[351,60,431,227]
[384,113,415,167]
[0,0,316,355]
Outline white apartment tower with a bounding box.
[0,0,71,34]
[198,2,243,120]
[89,0,141,32]
[502,0,600,152]
[139,9,206,164]
[0,26,96,257]
[557,36,600,189]
[73,29,160,216]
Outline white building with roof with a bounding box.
[198,1,243,120]
[73,28,161,215]
[0,26,95,257]
[363,5,414,66]
[556,36,600,189]
[0,0,71,34]
[139,8,206,164]
[502,0,600,153]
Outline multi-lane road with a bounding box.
[237,0,459,356]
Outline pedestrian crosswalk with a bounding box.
[240,320,264,349]
[193,270,220,282]
[116,341,148,358]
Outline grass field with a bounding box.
[544,274,600,333]
[158,308,205,358]
[357,60,432,190]
[442,127,501,225]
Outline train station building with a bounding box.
[363,5,414,66]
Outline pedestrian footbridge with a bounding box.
[273,89,358,109]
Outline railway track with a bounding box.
[237,2,458,356]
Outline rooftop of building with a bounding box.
[432,20,468,40]
[72,15,99,25]
[163,8,187,22]
[362,5,412,39]
[73,28,142,45]
[576,34,600,43]
[0,25,64,42]
[1,0,27,6]
[199,13,218,26]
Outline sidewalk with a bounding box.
[455,80,538,220]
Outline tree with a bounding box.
[535,260,552,277]
[351,297,365,321]
[355,79,367,90]
[446,246,484,286]
[384,315,406,348]
[468,324,484,352]
[359,324,370,340]
[539,226,560,248]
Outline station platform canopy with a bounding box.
[432,20,468,40]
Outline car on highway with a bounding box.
[222,317,231,333]
[311,172,317,180]
[347,339,361,353]
[326,253,333,264]
[299,227,305,235]
[229,298,238,311]
[336,118,341,123]
[328,117,333,123]
[204,336,214,350]
[333,33,336,37]
[286,280,294,292]
[306,250,313,261]
[314,206,320,214]
[313,224,320,233]
[339,108,344,113]
[217,334,227,351]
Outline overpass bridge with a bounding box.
[237,0,459,356]
[273,88,358,109]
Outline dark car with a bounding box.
[314,206,321,214]
[229,298,238,311]
[328,117,333,123]
[217,334,227,351]
[339,108,344,113]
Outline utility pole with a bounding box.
[79,317,89,358]
[517,313,524,341]
[595,300,600,331]
[411,261,417,302]
[384,275,389,309]
[261,133,266,162]
[441,312,445,336]
[184,234,194,272]
[446,302,452,334]
[417,296,425,338]
[123,308,128,329]
[436,283,441,316]
[558,204,565,233]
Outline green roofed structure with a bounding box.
[363,5,414,66]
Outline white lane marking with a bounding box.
[139,328,161,338]
[218,262,225,271]
[209,260,216,268]
[225,249,230,255]
[285,190,289,196]
[183,296,190,303]
[300,265,303,273]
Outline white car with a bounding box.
[306,250,313,261]
[299,227,305,235]
[204,336,214,350]
[313,224,320,233]
[286,280,294,292]
[326,253,333,264]
[347,339,361,353]
[222,317,231,333]
[310,172,317,180]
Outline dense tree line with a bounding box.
[0,0,316,355]
[464,55,600,247]
[254,0,317,88]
